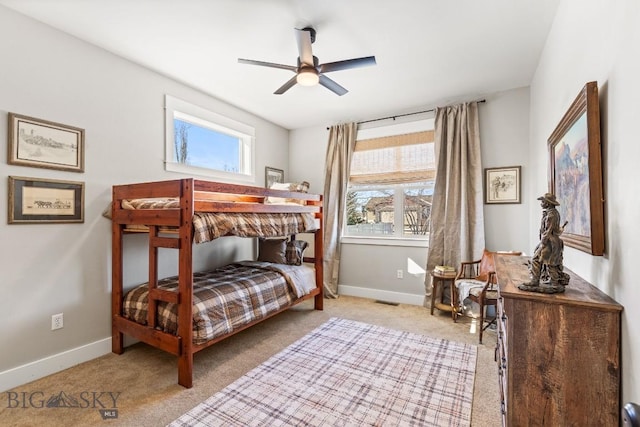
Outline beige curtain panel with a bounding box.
[424,102,486,305]
[323,122,357,298]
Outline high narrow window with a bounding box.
[165,95,255,182]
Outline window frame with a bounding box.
[164,95,255,183]
[342,118,435,245]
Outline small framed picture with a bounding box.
[8,113,85,172]
[484,166,521,204]
[8,176,85,223]
[265,166,284,188]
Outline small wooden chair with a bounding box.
[455,249,522,343]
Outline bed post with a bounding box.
[314,202,324,310]
[177,178,194,388]
[111,190,124,354]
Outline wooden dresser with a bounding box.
[495,255,622,427]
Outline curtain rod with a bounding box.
[358,99,486,125]
[326,99,486,130]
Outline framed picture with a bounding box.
[548,81,604,255]
[8,176,84,223]
[484,166,521,204]
[8,113,85,172]
[265,166,284,188]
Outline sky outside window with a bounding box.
[175,118,239,172]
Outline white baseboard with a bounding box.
[0,289,424,392]
[338,285,425,306]
[0,338,111,392]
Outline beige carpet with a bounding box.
[0,296,500,426]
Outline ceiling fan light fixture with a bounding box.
[238,27,376,95]
[296,68,319,86]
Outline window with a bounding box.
[164,95,255,182]
[345,119,435,241]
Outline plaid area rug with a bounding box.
[169,317,477,426]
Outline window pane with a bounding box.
[345,188,395,236]
[174,118,240,173]
[165,95,255,182]
[403,185,433,236]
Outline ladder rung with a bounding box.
[150,236,180,249]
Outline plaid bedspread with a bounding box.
[192,212,315,243]
[121,198,317,243]
[122,262,315,344]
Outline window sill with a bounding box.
[341,236,428,248]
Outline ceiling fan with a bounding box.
[238,27,376,96]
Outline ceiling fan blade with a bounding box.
[238,58,296,72]
[274,75,298,95]
[319,56,377,73]
[294,28,314,66]
[319,75,348,96]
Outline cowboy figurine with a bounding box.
[520,193,570,293]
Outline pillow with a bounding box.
[102,202,113,219]
[257,238,287,264]
[285,239,309,265]
[271,181,310,193]
[267,181,310,204]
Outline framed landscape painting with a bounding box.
[548,81,604,255]
[8,176,84,223]
[8,113,85,172]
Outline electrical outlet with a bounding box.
[396,269,403,279]
[51,313,64,330]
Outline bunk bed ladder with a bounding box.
[147,225,181,329]
[142,179,195,388]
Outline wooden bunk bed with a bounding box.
[111,178,323,388]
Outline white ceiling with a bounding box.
[0,0,560,130]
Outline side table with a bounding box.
[430,270,458,322]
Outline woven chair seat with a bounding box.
[469,287,498,300]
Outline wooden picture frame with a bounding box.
[8,113,85,172]
[8,176,84,223]
[548,81,604,255]
[484,166,521,204]
[265,166,284,188]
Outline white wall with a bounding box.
[0,6,289,390]
[289,88,531,305]
[481,88,531,253]
[530,0,639,404]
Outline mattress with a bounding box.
[122,261,316,344]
